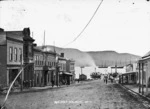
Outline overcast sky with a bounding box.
[0,0,150,56]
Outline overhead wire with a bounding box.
[62,0,104,48]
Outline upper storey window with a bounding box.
[9,47,13,61]
[14,48,17,61]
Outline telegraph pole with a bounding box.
[80,66,84,81]
[20,54,23,91]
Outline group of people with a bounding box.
[103,75,108,84]
[103,74,114,84]
[51,79,70,88]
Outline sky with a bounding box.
[0,0,150,56]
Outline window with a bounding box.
[14,48,18,61]
[39,56,41,65]
[34,55,36,61]
[35,55,38,65]
[41,56,43,66]
[9,47,13,61]
[37,56,39,65]
[19,48,22,62]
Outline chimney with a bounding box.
[23,28,30,37]
[60,53,64,57]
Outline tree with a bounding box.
[90,72,101,79]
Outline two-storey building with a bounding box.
[33,46,57,87]
[0,28,24,87]
[57,53,74,85]
[66,59,75,84]
[0,28,76,88]
[58,53,67,85]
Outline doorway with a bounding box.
[44,70,48,86]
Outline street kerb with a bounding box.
[119,84,150,103]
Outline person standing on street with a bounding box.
[105,75,108,84]
[78,79,80,83]
[51,80,54,88]
[103,75,106,83]
[104,75,108,84]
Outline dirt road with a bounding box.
[0,80,147,109]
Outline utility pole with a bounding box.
[44,30,45,47]
[115,61,117,73]
[56,56,59,87]
[81,67,83,75]
[20,53,23,91]
[80,66,84,81]
[139,62,141,93]
[111,67,112,74]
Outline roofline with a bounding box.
[6,37,23,43]
[139,56,150,62]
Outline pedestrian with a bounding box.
[103,77,105,83]
[59,81,62,87]
[110,75,113,83]
[51,80,54,88]
[78,79,80,83]
[104,75,108,84]
[105,76,108,84]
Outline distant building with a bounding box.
[107,66,126,74]
[58,53,72,85]
[66,59,75,84]
[119,63,138,84]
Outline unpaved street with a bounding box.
[0,80,147,109]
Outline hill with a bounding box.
[37,45,141,67]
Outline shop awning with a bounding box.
[121,72,137,76]
[63,72,73,76]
